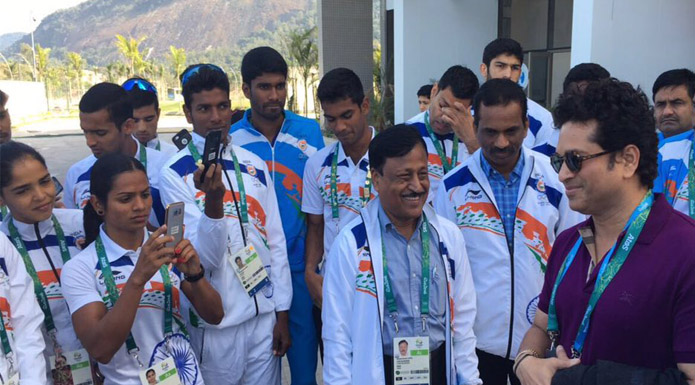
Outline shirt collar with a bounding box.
[146,137,160,149]
[336,126,376,167]
[480,148,526,180]
[131,135,144,159]
[3,214,54,239]
[98,225,147,262]
[377,202,424,235]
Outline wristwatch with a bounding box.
[185,264,205,283]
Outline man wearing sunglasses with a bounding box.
[231,47,325,385]
[122,77,178,158]
[434,79,582,385]
[515,79,695,385]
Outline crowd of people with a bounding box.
[0,37,693,385]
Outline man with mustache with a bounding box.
[64,83,167,226]
[406,65,479,200]
[653,69,695,218]
[323,124,480,385]
[230,46,325,385]
[434,79,582,385]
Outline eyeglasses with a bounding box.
[180,64,226,87]
[122,78,158,94]
[550,150,611,173]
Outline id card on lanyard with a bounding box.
[381,214,432,385]
[547,191,653,358]
[0,297,16,384]
[50,348,94,385]
[95,236,176,368]
[139,356,182,385]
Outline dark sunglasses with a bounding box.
[122,78,158,94]
[550,150,611,173]
[180,64,226,87]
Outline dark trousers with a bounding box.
[384,342,447,385]
[476,349,521,385]
[312,305,324,361]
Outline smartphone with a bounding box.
[165,202,185,249]
[172,129,193,150]
[52,177,64,196]
[200,130,222,183]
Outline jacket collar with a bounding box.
[468,146,535,209]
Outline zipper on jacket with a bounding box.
[34,223,61,283]
[199,328,206,364]
[477,182,520,360]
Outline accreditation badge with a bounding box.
[229,244,270,297]
[139,356,181,385]
[2,373,18,385]
[50,348,94,385]
[393,336,430,385]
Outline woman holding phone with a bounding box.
[0,141,86,384]
[61,153,223,385]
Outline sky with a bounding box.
[1,0,88,35]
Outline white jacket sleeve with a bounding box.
[322,232,355,385]
[159,164,230,271]
[3,235,48,385]
[433,183,458,224]
[262,165,292,312]
[63,165,78,210]
[448,227,481,385]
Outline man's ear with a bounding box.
[183,104,193,124]
[121,118,135,135]
[480,63,489,79]
[430,83,439,99]
[242,82,251,99]
[361,96,371,115]
[617,144,641,179]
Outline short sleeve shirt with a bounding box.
[61,227,203,385]
[301,130,376,262]
[538,194,695,368]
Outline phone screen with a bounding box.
[52,177,64,196]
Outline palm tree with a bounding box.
[67,52,84,97]
[168,45,186,80]
[286,27,318,117]
[115,34,147,77]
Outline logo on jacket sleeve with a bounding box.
[355,248,376,298]
[526,295,539,324]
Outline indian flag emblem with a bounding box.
[536,179,546,192]
[298,139,308,152]
[247,165,257,176]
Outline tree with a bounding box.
[67,52,84,97]
[286,26,318,117]
[35,44,52,110]
[114,34,147,76]
[168,45,186,80]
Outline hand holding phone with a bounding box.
[165,202,185,251]
[200,130,222,183]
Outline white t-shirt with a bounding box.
[63,136,168,226]
[0,209,85,381]
[0,233,47,385]
[61,227,203,385]
[301,130,376,268]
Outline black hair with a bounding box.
[180,64,230,108]
[83,153,147,246]
[482,38,523,68]
[79,83,133,130]
[437,66,479,100]
[473,78,528,127]
[652,68,695,101]
[241,46,288,85]
[398,340,408,346]
[562,63,611,93]
[0,141,47,192]
[369,124,427,174]
[125,77,159,110]
[0,89,7,106]
[146,369,155,376]
[317,67,365,106]
[417,85,433,98]
[554,78,658,189]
